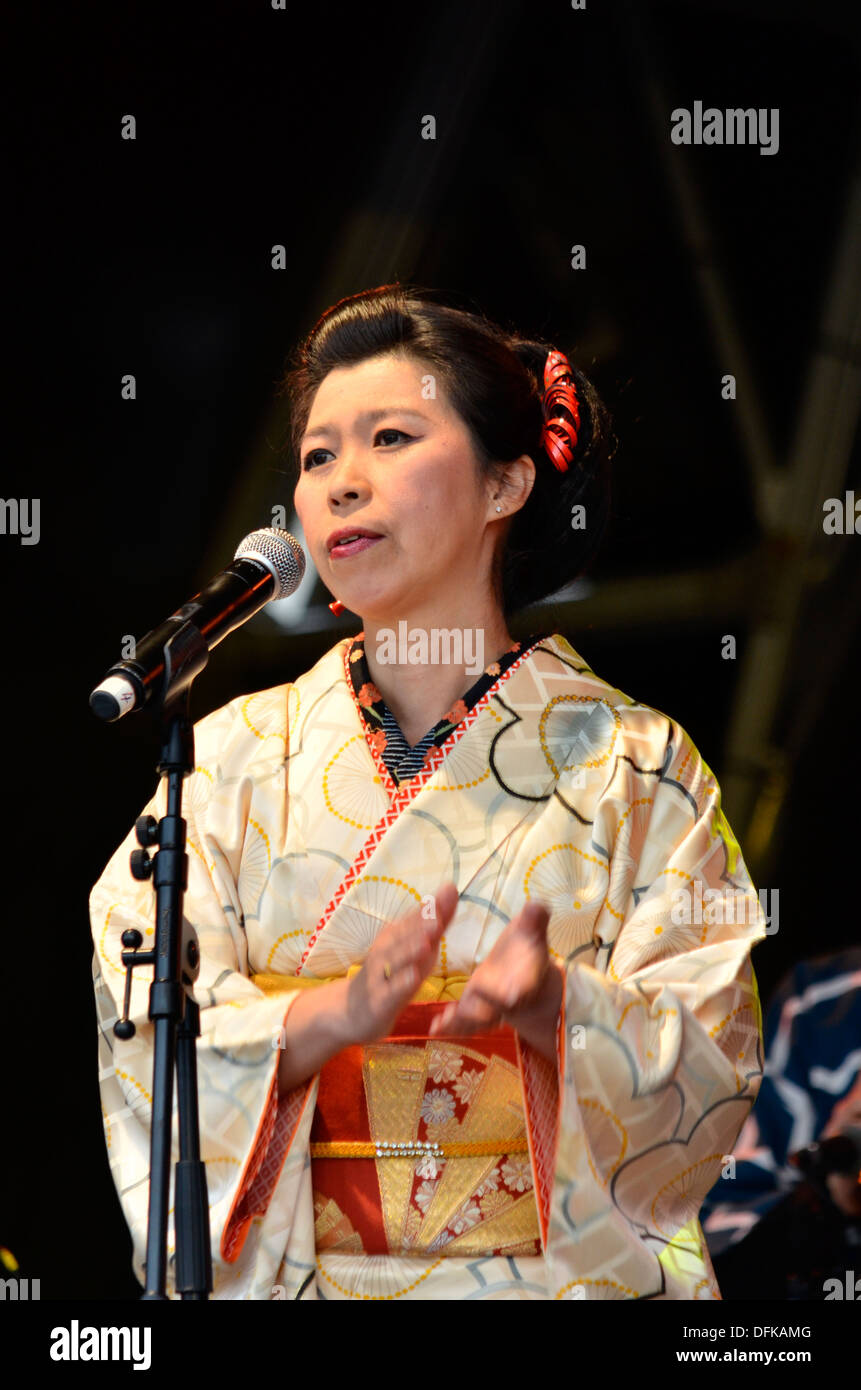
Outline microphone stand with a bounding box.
[112,620,213,1300]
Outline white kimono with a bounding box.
[90,634,765,1299]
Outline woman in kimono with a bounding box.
[90,283,766,1300]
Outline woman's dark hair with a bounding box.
[281,283,616,615]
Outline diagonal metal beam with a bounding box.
[618,2,861,861]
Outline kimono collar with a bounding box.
[346,632,545,785]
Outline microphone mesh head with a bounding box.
[234,528,306,599]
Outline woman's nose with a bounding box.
[327,453,371,508]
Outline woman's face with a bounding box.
[294,352,502,624]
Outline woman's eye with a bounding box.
[302,429,411,470]
[375,428,410,446]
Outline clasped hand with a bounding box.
[347,882,564,1063]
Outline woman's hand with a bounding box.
[277,883,459,1094]
[427,901,564,1063]
[344,882,459,1046]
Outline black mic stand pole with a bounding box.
[112,620,213,1300]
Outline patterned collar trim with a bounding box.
[346,632,546,786]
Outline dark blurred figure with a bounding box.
[701,948,861,1299]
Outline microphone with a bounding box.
[89,528,306,721]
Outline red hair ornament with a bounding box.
[541,349,581,473]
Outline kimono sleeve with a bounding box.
[545,713,768,1299]
[89,696,315,1298]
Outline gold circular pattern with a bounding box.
[237,816,271,910]
[315,1255,444,1300]
[524,843,606,959]
[323,737,390,829]
[538,696,620,778]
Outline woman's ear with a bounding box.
[492,454,535,518]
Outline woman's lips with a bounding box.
[329,535,383,559]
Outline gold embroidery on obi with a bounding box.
[364,1039,541,1257]
[313,1194,364,1255]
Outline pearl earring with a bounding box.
[495,505,502,513]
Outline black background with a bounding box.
[3,0,859,1299]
